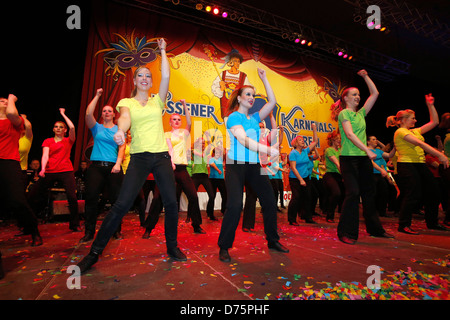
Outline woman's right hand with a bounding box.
[367,149,377,160]
[438,153,449,169]
[114,129,125,146]
[96,88,103,97]
[39,169,45,178]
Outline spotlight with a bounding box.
[294,38,300,43]
[338,51,343,57]
[380,26,387,32]
[343,54,348,59]
[213,7,220,15]
[348,56,353,60]
[301,39,307,45]
[195,3,203,10]
[205,5,212,12]
[222,11,228,18]
[307,41,312,46]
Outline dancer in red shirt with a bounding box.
[28,108,80,231]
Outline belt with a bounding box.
[92,161,116,167]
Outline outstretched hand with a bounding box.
[157,38,167,50]
[357,69,368,77]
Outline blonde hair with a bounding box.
[386,109,415,128]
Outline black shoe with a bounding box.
[70,226,81,232]
[304,219,317,224]
[79,233,94,243]
[219,248,231,262]
[372,232,395,239]
[77,252,99,274]
[398,226,419,235]
[167,247,187,261]
[208,216,218,221]
[339,236,357,245]
[31,232,43,247]
[142,230,151,239]
[268,241,289,253]
[428,224,450,231]
[193,226,206,234]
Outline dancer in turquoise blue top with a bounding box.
[217,68,289,262]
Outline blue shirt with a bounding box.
[209,157,224,179]
[268,161,283,179]
[226,111,261,163]
[288,147,311,179]
[90,123,119,163]
[372,148,387,174]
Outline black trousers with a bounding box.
[210,178,227,214]
[218,162,279,249]
[192,173,215,218]
[397,162,439,228]
[83,163,123,235]
[287,177,313,222]
[323,172,344,220]
[28,170,79,229]
[337,156,385,240]
[0,159,38,233]
[91,152,179,253]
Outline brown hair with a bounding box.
[131,66,152,98]
[327,130,340,146]
[386,109,415,128]
[225,85,256,117]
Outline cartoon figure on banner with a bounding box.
[95,31,178,81]
[210,49,252,120]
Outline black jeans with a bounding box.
[28,170,79,229]
[192,173,215,218]
[91,152,179,253]
[337,156,385,240]
[210,178,227,214]
[288,177,313,222]
[84,163,123,235]
[0,159,38,233]
[397,162,439,228]
[323,172,344,220]
[218,162,279,249]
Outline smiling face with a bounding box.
[343,87,361,109]
[133,67,152,92]
[401,112,417,129]
[367,136,378,148]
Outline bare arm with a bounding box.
[230,125,279,157]
[290,160,306,186]
[85,88,103,129]
[257,68,277,121]
[112,143,126,173]
[158,38,170,102]
[114,107,131,146]
[21,114,33,140]
[358,70,379,115]
[419,93,439,135]
[6,94,23,127]
[60,108,76,142]
[403,134,448,168]
[181,99,191,132]
[341,120,376,160]
[39,147,50,177]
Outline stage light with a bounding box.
[222,11,228,18]
[343,54,348,59]
[348,56,353,60]
[307,41,312,46]
[205,5,212,12]
[294,38,300,43]
[301,39,307,45]
[213,7,220,15]
[195,3,203,10]
[380,26,386,32]
[338,51,343,56]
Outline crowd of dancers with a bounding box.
[1,39,449,279]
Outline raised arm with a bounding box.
[308,122,319,151]
[257,68,277,121]
[181,99,191,133]
[6,94,23,127]
[85,88,103,129]
[358,70,379,115]
[158,38,170,102]
[60,108,76,142]
[419,93,439,135]
[21,114,33,140]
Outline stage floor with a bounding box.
[1,208,449,302]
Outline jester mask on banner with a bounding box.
[94,31,343,164]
